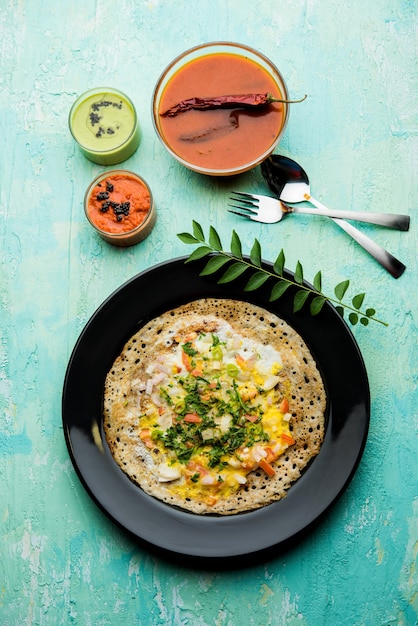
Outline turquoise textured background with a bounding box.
[0,1,417,624]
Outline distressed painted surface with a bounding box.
[0,0,417,624]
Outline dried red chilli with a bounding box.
[160,92,307,117]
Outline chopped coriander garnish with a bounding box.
[211,334,221,346]
[182,342,198,356]
[159,387,173,405]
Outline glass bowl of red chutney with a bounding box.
[152,42,291,177]
[84,170,156,246]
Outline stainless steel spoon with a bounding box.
[260,155,408,278]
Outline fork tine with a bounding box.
[228,202,258,215]
[230,191,260,206]
[228,190,262,219]
[230,191,260,202]
[229,191,258,208]
[227,208,256,220]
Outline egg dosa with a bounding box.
[103,298,326,515]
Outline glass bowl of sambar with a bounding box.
[152,42,290,176]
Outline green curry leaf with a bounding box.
[209,226,222,251]
[313,271,322,292]
[230,230,243,259]
[269,281,292,302]
[185,246,213,262]
[352,292,365,309]
[200,255,230,275]
[294,261,304,285]
[335,279,350,301]
[192,220,205,241]
[273,249,285,276]
[178,232,200,244]
[218,262,248,283]
[250,239,262,267]
[244,271,270,291]
[310,295,327,316]
[293,289,309,312]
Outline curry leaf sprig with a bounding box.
[177,221,387,328]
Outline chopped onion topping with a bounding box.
[234,473,247,485]
[200,474,216,485]
[156,463,182,482]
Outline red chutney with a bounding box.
[84,171,155,246]
[158,53,286,172]
[87,173,150,233]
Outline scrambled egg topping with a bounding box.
[134,320,294,507]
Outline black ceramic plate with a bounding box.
[62,256,370,565]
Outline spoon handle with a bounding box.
[306,195,405,278]
[292,202,410,230]
[331,218,405,278]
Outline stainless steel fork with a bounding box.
[228,192,410,230]
[228,192,408,278]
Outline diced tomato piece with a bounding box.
[184,413,202,423]
[281,433,295,445]
[264,447,276,463]
[182,350,192,371]
[279,397,289,413]
[139,430,154,449]
[181,349,202,376]
[259,458,276,477]
[241,388,257,401]
[235,354,247,369]
[187,461,207,475]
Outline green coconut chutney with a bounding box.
[69,88,140,165]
